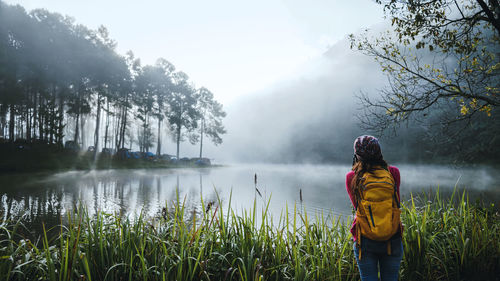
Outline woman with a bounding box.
[346,135,403,281]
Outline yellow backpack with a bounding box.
[355,168,402,257]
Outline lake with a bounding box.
[1,164,499,231]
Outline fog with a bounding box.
[2,164,499,228]
[1,0,497,165]
[199,24,499,165]
[198,26,388,164]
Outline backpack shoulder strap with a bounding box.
[388,170,401,208]
[393,183,401,208]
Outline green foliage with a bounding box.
[0,189,498,280]
[165,72,203,158]
[351,0,500,132]
[196,87,227,158]
[401,190,499,280]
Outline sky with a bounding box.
[4,0,385,105]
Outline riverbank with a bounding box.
[0,147,217,174]
[1,190,498,281]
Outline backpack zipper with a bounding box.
[364,181,394,187]
[368,205,376,227]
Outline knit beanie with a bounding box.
[353,135,382,161]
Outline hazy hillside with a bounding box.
[217,30,500,165]
[220,36,386,163]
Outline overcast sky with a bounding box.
[4,0,384,105]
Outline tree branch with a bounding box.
[476,0,500,34]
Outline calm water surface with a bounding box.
[1,164,499,230]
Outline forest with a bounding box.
[0,1,226,167]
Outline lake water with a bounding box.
[1,164,499,230]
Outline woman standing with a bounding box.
[346,135,403,281]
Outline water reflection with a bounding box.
[1,164,499,236]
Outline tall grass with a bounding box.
[0,189,498,281]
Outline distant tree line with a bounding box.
[0,1,226,159]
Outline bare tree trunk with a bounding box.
[113,105,120,150]
[49,88,56,144]
[118,107,125,149]
[44,99,50,142]
[17,116,23,139]
[57,95,64,146]
[156,118,161,156]
[176,124,181,159]
[176,104,182,159]
[32,92,37,139]
[80,115,86,149]
[104,98,110,149]
[115,106,122,149]
[113,113,119,150]
[74,109,80,143]
[9,104,15,142]
[49,103,55,144]
[121,107,127,148]
[199,118,204,159]
[142,113,149,153]
[0,106,6,139]
[26,106,31,142]
[24,87,31,142]
[94,92,102,157]
[119,96,129,149]
[38,94,43,140]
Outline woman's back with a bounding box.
[347,135,403,281]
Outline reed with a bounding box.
[0,188,498,281]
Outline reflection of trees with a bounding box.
[69,184,80,211]
[92,179,99,214]
[176,174,180,194]
[116,178,128,217]
[199,173,203,198]
[137,175,154,214]
[0,185,65,240]
[2,195,14,220]
[156,177,161,206]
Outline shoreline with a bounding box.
[0,148,223,175]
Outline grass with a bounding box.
[0,189,498,281]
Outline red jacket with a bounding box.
[345,166,401,241]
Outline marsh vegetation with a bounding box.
[1,188,498,281]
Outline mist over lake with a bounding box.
[2,164,499,228]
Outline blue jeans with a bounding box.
[353,239,403,281]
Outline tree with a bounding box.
[350,0,500,133]
[92,25,119,157]
[134,65,157,153]
[166,72,200,159]
[136,124,154,153]
[115,51,139,150]
[195,87,226,159]
[153,58,175,156]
